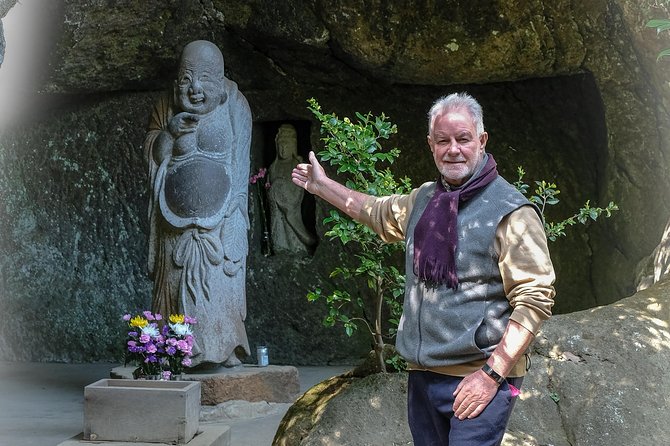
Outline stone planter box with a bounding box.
[84,378,201,444]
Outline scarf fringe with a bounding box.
[416,256,458,290]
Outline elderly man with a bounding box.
[292,92,555,445]
[144,40,252,368]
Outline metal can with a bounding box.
[257,345,269,367]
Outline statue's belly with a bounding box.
[160,156,230,229]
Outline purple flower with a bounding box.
[176,340,189,351]
[155,313,163,321]
[128,331,138,337]
[143,311,155,321]
[161,371,172,380]
[122,314,131,321]
[182,358,192,367]
[139,334,151,344]
[166,346,177,355]
[184,316,197,325]
[166,337,178,346]
[127,340,137,347]
[146,344,157,354]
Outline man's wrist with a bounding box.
[481,363,505,386]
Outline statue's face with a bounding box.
[276,127,297,159]
[176,56,225,115]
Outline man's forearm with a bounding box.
[486,319,535,379]
[314,176,370,221]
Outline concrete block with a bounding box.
[84,379,201,444]
[59,425,230,446]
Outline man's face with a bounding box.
[427,109,487,186]
[176,57,224,115]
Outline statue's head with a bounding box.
[276,124,298,159]
[175,40,226,115]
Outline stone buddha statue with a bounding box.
[143,40,251,368]
[267,124,316,254]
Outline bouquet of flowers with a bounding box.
[122,311,197,380]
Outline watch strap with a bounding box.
[481,363,505,385]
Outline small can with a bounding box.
[257,345,269,367]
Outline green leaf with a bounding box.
[646,19,670,31]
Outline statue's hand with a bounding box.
[168,112,200,138]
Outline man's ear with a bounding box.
[427,135,434,153]
[479,132,489,150]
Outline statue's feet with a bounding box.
[223,355,242,367]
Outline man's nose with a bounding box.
[446,140,461,155]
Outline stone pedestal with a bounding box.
[84,379,200,444]
[111,365,300,406]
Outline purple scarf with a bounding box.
[413,155,498,289]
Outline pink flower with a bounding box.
[139,334,151,344]
[265,181,272,189]
[122,314,131,321]
[143,311,155,321]
[176,340,189,351]
[155,313,163,321]
[146,344,157,353]
[184,316,197,324]
[182,358,192,367]
[509,384,520,398]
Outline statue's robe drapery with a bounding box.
[143,78,251,366]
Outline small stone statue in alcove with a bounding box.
[267,124,316,253]
[143,40,251,368]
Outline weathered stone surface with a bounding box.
[637,217,670,291]
[182,365,301,405]
[1,0,670,363]
[0,0,18,67]
[274,278,670,446]
[273,372,411,446]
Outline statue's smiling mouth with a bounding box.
[190,95,205,104]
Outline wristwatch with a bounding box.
[481,363,505,386]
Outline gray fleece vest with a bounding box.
[395,176,533,367]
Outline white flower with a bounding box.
[141,324,160,337]
[170,323,193,336]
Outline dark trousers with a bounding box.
[407,370,523,446]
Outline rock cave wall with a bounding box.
[0,0,668,363]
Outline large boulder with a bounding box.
[274,278,670,446]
